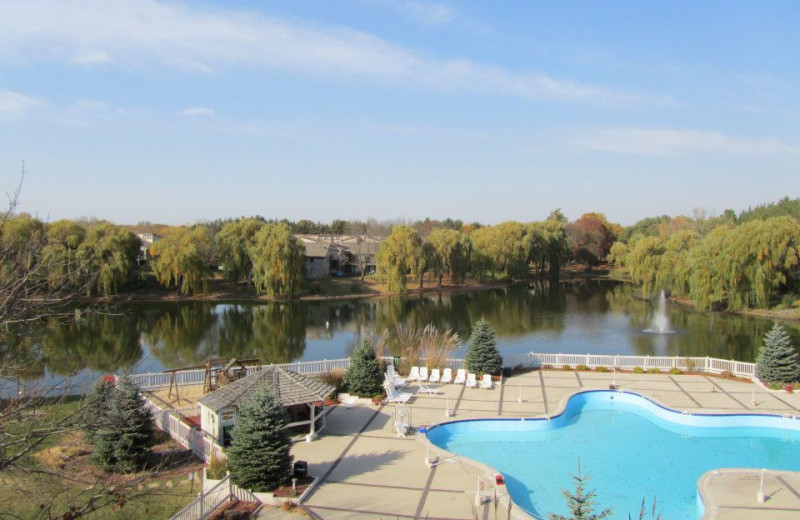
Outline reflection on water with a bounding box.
[3,281,799,389]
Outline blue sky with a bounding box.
[1,0,798,225]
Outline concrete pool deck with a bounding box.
[260,370,800,520]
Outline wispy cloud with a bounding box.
[0,90,44,115]
[366,0,456,26]
[0,0,667,106]
[179,106,215,117]
[575,128,799,156]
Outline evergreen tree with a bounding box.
[756,322,799,384]
[227,385,293,492]
[92,375,154,472]
[83,377,114,444]
[464,318,503,375]
[548,461,612,520]
[345,339,383,397]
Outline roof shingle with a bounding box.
[197,366,336,411]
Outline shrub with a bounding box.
[684,358,697,372]
[769,382,783,390]
[464,318,503,375]
[542,364,553,370]
[756,322,800,385]
[595,366,609,373]
[207,453,228,480]
[317,370,346,400]
[632,367,644,374]
[345,339,383,397]
[720,370,734,379]
[575,364,590,371]
[647,368,661,374]
[786,385,795,394]
[562,364,572,371]
[84,377,114,444]
[228,385,293,492]
[669,367,682,375]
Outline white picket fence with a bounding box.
[523,353,756,379]
[144,398,225,462]
[131,352,758,394]
[170,474,261,520]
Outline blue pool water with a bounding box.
[426,391,800,519]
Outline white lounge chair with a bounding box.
[385,366,407,388]
[465,373,477,388]
[453,369,467,385]
[417,379,442,395]
[480,374,493,390]
[429,368,440,383]
[383,381,413,404]
[440,368,452,384]
[408,366,420,381]
[419,367,429,381]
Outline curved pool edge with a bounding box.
[423,388,800,520]
[697,468,800,520]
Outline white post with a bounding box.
[445,397,450,417]
[757,469,766,502]
[752,385,756,407]
[518,383,522,403]
[425,435,431,467]
[198,492,204,516]
[475,476,482,506]
[306,403,316,442]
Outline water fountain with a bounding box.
[646,290,673,334]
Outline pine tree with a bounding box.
[345,339,383,397]
[548,460,612,520]
[756,322,799,384]
[92,375,154,472]
[227,385,293,492]
[464,318,503,375]
[83,377,114,444]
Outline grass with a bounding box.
[0,399,202,520]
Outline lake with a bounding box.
[3,280,798,395]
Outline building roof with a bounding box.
[300,240,330,258]
[197,366,336,412]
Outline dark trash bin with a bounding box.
[293,460,308,478]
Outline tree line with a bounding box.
[609,198,800,311]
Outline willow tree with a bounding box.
[377,225,423,292]
[656,230,697,295]
[250,222,305,298]
[77,222,140,296]
[216,217,265,281]
[150,226,213,295]
[625,236,665,298]
[543,209,570,282]
[42,219,86,289]
[427,228,470,286]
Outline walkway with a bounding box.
[258,370,800,520]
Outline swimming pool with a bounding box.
[426,390,800,519]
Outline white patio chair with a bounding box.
[465,373,477,388]
[480,374,493,390]
[453,369,467,385]
[419,367,429,381]
[429,368,440,383]
[417,379,442,395]
[440,368,453,384]
[383,381,413,404]
[385,367,407,388]
[408,366,420,381]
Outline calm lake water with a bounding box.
[4,281,799,395]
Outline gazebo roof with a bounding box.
[197,366,335,412]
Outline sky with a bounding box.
[0,0,798,226]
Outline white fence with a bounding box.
[131,352,757,393]
[169,474,261,520]
[523,353,756,379]
[145,398,225,462]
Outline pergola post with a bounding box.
[306,403,317,442]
